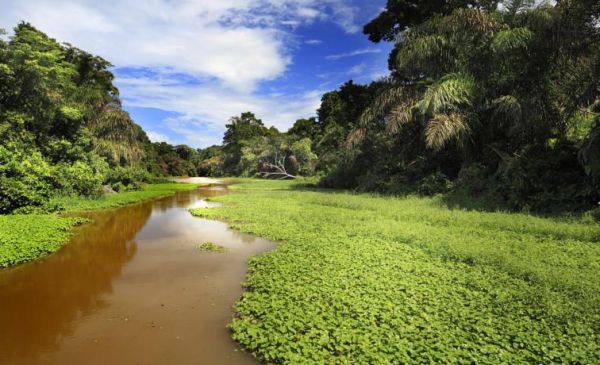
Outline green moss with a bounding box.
[190,179,600,364]
[0,183,198,268]
[197,242,228,253]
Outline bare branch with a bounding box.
[260,152,296,179]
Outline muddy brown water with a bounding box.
[0,185,275,365]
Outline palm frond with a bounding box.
[503,0,536,17]
[492,27,533,52]
[491,95,522,123]
[385,99,418,134]
[358,86,405,127]
[92,139,145,164]
[397,35,448,69]
[441,9,502,35]
[519,2,555,29]
[418,73,476,115]
[425,113,470,150]
[90,110,145,165]
[346,127,366,148]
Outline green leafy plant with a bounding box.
[191,179,600,364]
[197,242,228,253]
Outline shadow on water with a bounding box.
[0,202,148,361]
[0,186,275,365]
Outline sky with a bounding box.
[1,0,392,148]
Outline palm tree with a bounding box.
[89,108,145,166]
[349,5,546,152]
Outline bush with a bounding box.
[495,144,595,212]
[105,166,151,186]
[52,160,105,197]
[0,146,56,214]
[111,182,127,193]
[455,163,490,194]
[417,171,453,196]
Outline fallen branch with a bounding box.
[260,152,296,179]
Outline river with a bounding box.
[0,183,274,364]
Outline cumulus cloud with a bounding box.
[146,131,172,144]
[0,0,365,146]
[116,69,323,146]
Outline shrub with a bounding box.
[52,160,105,197]
[105,166,151,186]
[110,182,126,193]
[0,146,54,214]
[417,171,453,196]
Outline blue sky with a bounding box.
[1,0,392,147]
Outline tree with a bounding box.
[288,118,319,140]
[90,109,146,166]
[222,112,269,174]
[346,0,600,209]
[364,0,499,72]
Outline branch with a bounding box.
[260,152,296,179]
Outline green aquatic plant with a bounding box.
[0,183,198,268]
[50,183,197,212]
[197,242,228,253]
[0,215,89,267]
[191,179,600,364]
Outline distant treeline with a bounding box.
[198,0,600,213]
[2,0,599,214]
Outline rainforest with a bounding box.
[1,0,599,364]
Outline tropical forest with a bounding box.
[0,0,599,364]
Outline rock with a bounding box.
[102,185,117,194]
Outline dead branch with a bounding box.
[260,152,295,179]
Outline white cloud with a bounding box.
[305,39,323,45]
[0,0,363,147]
[326,47,381,60]
[331,4,360,33]
[115,70,323,146]
[348,63,366,75]
[146,131,172,144]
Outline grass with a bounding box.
[0,183,198,268]
[197,242,228,253]
[51,183,197,211]
[191,179,600,364]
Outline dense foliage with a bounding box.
[0,23,205,214]
[6,0,597,214]
[195,1,599,213]
[340,0,600,212]
[197,111,319,178]
[192,179,600,363]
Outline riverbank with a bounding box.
[191,179,600,364]
[0,182,199,268]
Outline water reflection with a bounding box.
[0,202,149,362]
[0,186,274,365]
